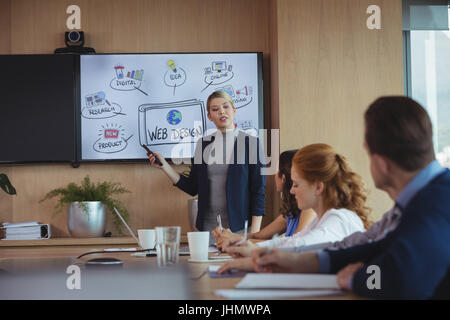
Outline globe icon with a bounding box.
[167,109,182,125]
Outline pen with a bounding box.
[243,220,248,242]
[217,213,223,233]
[235,220,248,246]
[216,213,223,255]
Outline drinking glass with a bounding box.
[155,226,181,267]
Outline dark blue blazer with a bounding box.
[326,169,450,299]
[174,131,266,232]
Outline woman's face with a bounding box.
[290,166,320,211]
[207,97,236,131]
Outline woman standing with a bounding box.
[147,91,266,235]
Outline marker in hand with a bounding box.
[142,144,163,166]
[235,220,248,246]
[216,213,223,255]
[217,213,223,233]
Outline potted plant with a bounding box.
[40,175,130,238]
[0,173,16,195]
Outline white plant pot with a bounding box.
[67,201,106,238]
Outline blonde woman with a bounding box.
[148,91,266,236]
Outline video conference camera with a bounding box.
[55,30,96,54]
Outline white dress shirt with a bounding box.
[257,208,365,248]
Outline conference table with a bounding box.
[0,243,358,300]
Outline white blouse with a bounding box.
[257,208,365,248]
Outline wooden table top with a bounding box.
[0,245,358,300]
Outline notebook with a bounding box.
[236,273,340,290]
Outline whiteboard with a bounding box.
[79,53,262,160]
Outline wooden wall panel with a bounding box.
[1,0,406,237]
[2,0,274,237]
[0,0,12,222]
[10,0,272,54]
[276,0,404,221]
[5,163,194,237]
[263,0,281,227]
[0,0,11,54]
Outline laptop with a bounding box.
[113,207,190,256]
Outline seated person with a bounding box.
[219,197,399,270]
[250,96,450,299]
[212,150,316,249]
[218,143,372,270]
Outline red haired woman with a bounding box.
[217,143,371,273]
[256,143,371,248]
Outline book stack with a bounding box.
[0,221,51,240]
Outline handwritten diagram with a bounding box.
[213,84,254,109]
[202,61,234,92]
[81,91,125,119]
[80,53,260,160]
[93,123,133,153]
[139,99,206,147]
[110,64,147,95]
[164,59,187,95]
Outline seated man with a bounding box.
[250,96,450,299]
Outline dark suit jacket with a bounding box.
[174,131,266,232]
[326,169,450,299]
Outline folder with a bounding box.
[236,273,340,290]
[1,223,51,240]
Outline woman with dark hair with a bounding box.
[212,150,316,250]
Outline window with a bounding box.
[406,6,450,167]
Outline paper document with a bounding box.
[210,255,232,260]
[1,223,51,240]
[236,273,339,290]
[2,222,39,228]
[208,246,220,253]
[215,289,343,299]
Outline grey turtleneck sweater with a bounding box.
[203,129,237,239]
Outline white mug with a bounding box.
[187,231,210,261]
[138,229,156,249]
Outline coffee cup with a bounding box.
[187,231,210,261]
[138,229,156,250]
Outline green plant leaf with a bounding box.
[40,175,130,233]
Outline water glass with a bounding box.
[155,226,181,267]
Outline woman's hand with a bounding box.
[250,248,320,274]
[211,226,231,242]
[225,240,258,258]
[216,257,253,274]
[212,227,242,251]
[147,150,164,169]
[250,248,305,273]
